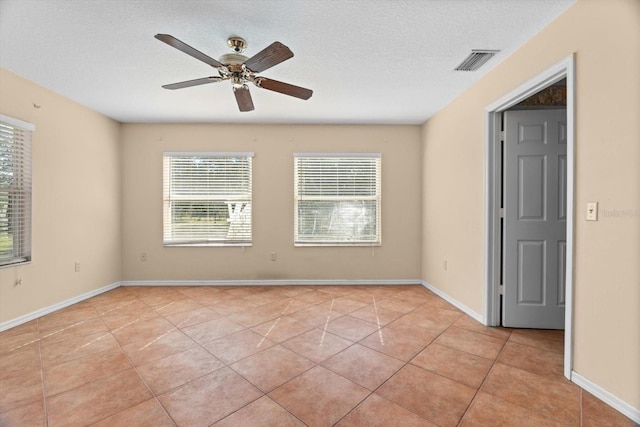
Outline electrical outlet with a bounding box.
[140,252,147,262]
[74,262,81,272]
[586,202,598,221]
[270,252,277,261]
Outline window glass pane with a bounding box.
[297,200,378,243]
[0,117,32,267]
[295,155,380,245]
[163,153,252,246]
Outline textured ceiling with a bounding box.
[0,0,575,124]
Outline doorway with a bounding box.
[484,55,575,379]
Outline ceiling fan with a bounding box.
[155,34,313,112]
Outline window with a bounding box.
[0,115,33,267]
[163,152,253,246]
[294,153,381,246]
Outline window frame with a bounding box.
[0,114,34,268]
[293,152,382,247]
[162,151,254,247]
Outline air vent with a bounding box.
[454,50,500,71]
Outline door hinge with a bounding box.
[499,208,504,218]
[500,130,505,141]
[499,284,504,295]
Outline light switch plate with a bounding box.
[586,202,598,221]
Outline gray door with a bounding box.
[503,109,567,329]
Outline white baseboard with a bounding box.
[421,280,484,323]
[0,281,121,332]
[571,371,640,424]
[121,279,423,287]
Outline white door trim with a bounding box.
[483,54,575,379]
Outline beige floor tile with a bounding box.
[137,346,224,394]
[411,342,493,388]
[159,367,262,427]
[481,362,580,425]
[509,329,564,354]
[322,343,404,390]
[336,393,437,427]
[288,304,342,327]
[326,315,379,342]
[111,317,177,347]
[40,330,120,367]
[0,369,43,413]
[375,296,424,313]
[0,345,41,380]
[359,324,440,361]
[45,347,132,396]
[435,326,505,360]
[581,390,638,427]
[231,345,315,392]
[181,317,245,344]
[497,340,564,380]
[38,305,99,336]
[459,391,569,427]
[47,368,152,426]
[90,398,174,427]
[251,315,314,343]
[122,329,197,366]
[163,306,221,328]
[212,395,305,427]
[452,315,512,340]
[349,303,403,326]
[377,364,476,427]
[281,328,352,363]
[269,365,369,427]
[317,297,368,314]
[0,399,46,427]
[203,329,276,364]
[392,307,463,332]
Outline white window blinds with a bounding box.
[0,115,33,267]
[294,153,381,245]
[163,152,253,246]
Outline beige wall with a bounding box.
[121,124,422,282]
[0,68,122,323]
[422,0,639,408]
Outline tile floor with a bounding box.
[0,285,636,426]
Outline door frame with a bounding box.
[483,54,575,379]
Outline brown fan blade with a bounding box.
[233,86,254,112]
[255,78,313,100]
[162,76,223,90]
[155,34,223,68]
[244,42,293,73]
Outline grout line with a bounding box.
[579,387,583,427]
[455,330,512,425]
[36,318,50,427]
[94,293,180,426]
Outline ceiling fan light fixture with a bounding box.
[219,52,249,65]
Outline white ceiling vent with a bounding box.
[454,50,500,71]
